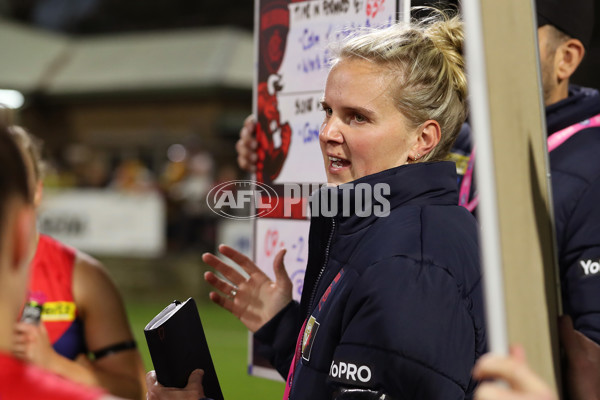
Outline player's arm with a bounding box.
[68,252,146,400]
[12,253,146,398]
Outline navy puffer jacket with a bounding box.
[546,86,600,343]
[450,85,600,343]
[255,162,486,399]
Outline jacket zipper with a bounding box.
[306,217,336,319]
[287,217,336,399]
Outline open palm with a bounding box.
[202,244,292,332]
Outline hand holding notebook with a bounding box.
[144,298,224,400]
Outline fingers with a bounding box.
[14,322,35,335]
[237,114,258,172]
[12,324,32,360]
[13,323,33,345]
[472,353,519,385]
[509,344,527,364]
[145,370,158,388]
[204,271,238,299]
[12,334,28,347]
[14,322,45,344]
[236,140,257,172]
[207,291,236,315]
[216,244,263,276]
[273,249,292,289]
[12,343,28,359]
[473,352,549,394]
[145,371,159,400]
[186,369,205,396]
[201,251,248,286]
[474,382,519,400]
[203,270,237,315]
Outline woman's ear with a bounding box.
[11,206,36,270]
[411,120,441,160]
[34,180,43,208]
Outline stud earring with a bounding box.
[414,153,421,160]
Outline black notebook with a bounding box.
[144,298,224,400]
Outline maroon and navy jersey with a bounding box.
[26,234,87,359]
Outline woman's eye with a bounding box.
[323,107,332,117]
[354,114,366,123]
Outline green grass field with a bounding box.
[126,300,285,400]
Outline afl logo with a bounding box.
[206,180,279,220]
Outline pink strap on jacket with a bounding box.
[283,319,308,400]
[458,145,478,212]
[458,113,600,211]
[546,113,600,152]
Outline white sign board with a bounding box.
[38,189,166,258]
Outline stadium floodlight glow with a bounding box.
[0,89,25,109]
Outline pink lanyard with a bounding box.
[282,319,307,400]
[546,113,600,151]
[458,113,600,211]
[458,145,478,212]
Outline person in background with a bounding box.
[150,9,486,399]
[470,0,600,398]
[0,123,121,400]
[449,0,600,351]
[9,126,147,400]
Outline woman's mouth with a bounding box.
[329,156,349,169]
[329,156,348,168]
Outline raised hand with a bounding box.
[235,115,258,172]
[202,244,292,332]
[472,345,557,400]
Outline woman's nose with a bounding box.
[319,116,344,143]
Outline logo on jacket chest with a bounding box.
[329,360,372,384]
[302,269,346,361]
[302,315,320,361]
[580,259,600,277]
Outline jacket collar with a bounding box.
[309,161,459,234]
[546,85,600,135]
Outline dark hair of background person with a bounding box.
[0,125,32,228]
[417,0,599,89]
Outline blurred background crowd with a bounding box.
[0,3,266,396]
[0,0,259,260]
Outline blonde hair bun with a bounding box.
[331,8,467,162]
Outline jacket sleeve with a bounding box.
[561,176,600,344]
[326,257,484,400]
[253,300,303,378]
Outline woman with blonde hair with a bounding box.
[150,9,486,400]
